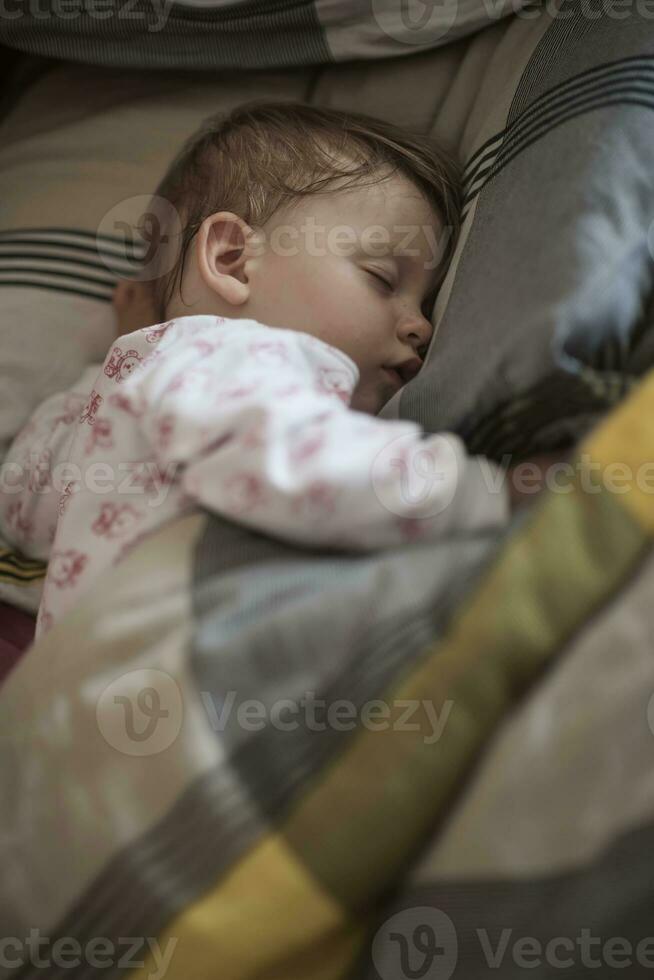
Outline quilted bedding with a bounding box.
[1,353,653,980]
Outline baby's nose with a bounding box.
[399,311,433,351]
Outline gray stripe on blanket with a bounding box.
[0,0,331,70]
[354,817,654,980]
[189,512,501,810]
[9,766,264,980]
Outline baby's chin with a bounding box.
[350,381,397,416]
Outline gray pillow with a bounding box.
[384,9,654,462]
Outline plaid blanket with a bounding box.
[1,352,653,980]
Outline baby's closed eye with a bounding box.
[363,266,396,292]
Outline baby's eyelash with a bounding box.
[366,269,394,291]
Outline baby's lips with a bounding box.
[394,356,424,383]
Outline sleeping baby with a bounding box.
[0,101,512,637]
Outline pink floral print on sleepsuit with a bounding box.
[0,315,508,638]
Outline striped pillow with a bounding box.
[382,11,654,460]
[0,0,522,70]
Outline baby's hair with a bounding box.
[149,100,462,320]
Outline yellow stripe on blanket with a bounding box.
[0,546,46,583]
[257,374,654,913]
[279,482,644,910]
[131,832,367,980]
[580,368,654,533]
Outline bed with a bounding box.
[1,6,654,979]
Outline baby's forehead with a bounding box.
[268,175,442,264]
[336,177,440,232]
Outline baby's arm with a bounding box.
[0,365,99,559]
[118,317,508,551]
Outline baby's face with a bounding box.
[242,173,444,415]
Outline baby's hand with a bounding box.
[113,279,158,337]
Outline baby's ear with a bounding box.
[196,211,255,306]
